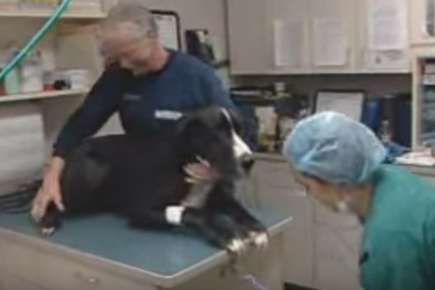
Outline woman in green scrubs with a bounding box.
[282,111,435,290]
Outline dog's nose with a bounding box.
[240,153,255,173]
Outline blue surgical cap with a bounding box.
[282,112,386,184]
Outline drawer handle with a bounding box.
[87,277,99,284]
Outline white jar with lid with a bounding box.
[64,69,90,90]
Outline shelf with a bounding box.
[0,10,106,20]
[0,89,88,104]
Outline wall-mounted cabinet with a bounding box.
[226,0,273,74]
[410,0,435,46]
[308,0,356,74]
[356,0,410,73]
[227,0,411,75]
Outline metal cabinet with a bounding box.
[249,158,314,287]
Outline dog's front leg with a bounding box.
[129,207,245,256]
[128,209,175,229]
[207,193,269,251]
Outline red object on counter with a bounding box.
[43,84,55,91]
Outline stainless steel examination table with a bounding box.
[0,210,291,290]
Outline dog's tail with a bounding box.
[0,179,41,214]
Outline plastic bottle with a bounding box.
[379,120,392,143]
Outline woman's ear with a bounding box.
[224,107,243,134]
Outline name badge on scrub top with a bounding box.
[154,110,183,120]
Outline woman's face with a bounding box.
[294,171,350,213]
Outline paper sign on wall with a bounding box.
[368,0,408,51]
[273,19,304,67]
[313,18,348,66]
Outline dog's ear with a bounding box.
[220,107,243,134]
[177,115,210,145]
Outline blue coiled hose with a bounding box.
[0,0,72,81]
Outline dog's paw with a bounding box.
[41,227,56,237]
[248,231,269,251]
[226,238,248,257]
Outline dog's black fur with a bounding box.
[39,106,268,256]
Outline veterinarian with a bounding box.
[282,111,435,290]
[31,2,235,221]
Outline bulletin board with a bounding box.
[151,10,182,51]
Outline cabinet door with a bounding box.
[312,202,363,290]
[356,0,411,73]
[309,0,356,73]
[267,0,311,74]
[227,0,270,74]
[249,159,314,287]
[227,0,310,75]
[410,0,435,45]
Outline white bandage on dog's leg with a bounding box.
[165,206,186,225]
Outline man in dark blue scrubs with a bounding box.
[31,2,235,221]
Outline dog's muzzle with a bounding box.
[232,131,254,173]
[240,153,255,173]
[232,131,252,158]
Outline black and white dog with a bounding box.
[36,107,268,256]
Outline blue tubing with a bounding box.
[0,0,72,81]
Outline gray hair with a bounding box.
[104,1,158,39]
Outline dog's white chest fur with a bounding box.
[182,183,214,208]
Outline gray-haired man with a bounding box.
[32,2,235,221]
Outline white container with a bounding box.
[21,51,43,93]
[64,69,90,90]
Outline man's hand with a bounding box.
[183,156,218,184]
[31,157,66,222]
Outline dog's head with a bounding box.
[178,106,254,179]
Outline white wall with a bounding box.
[134,0,229,61]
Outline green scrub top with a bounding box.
[361,165,435,290]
